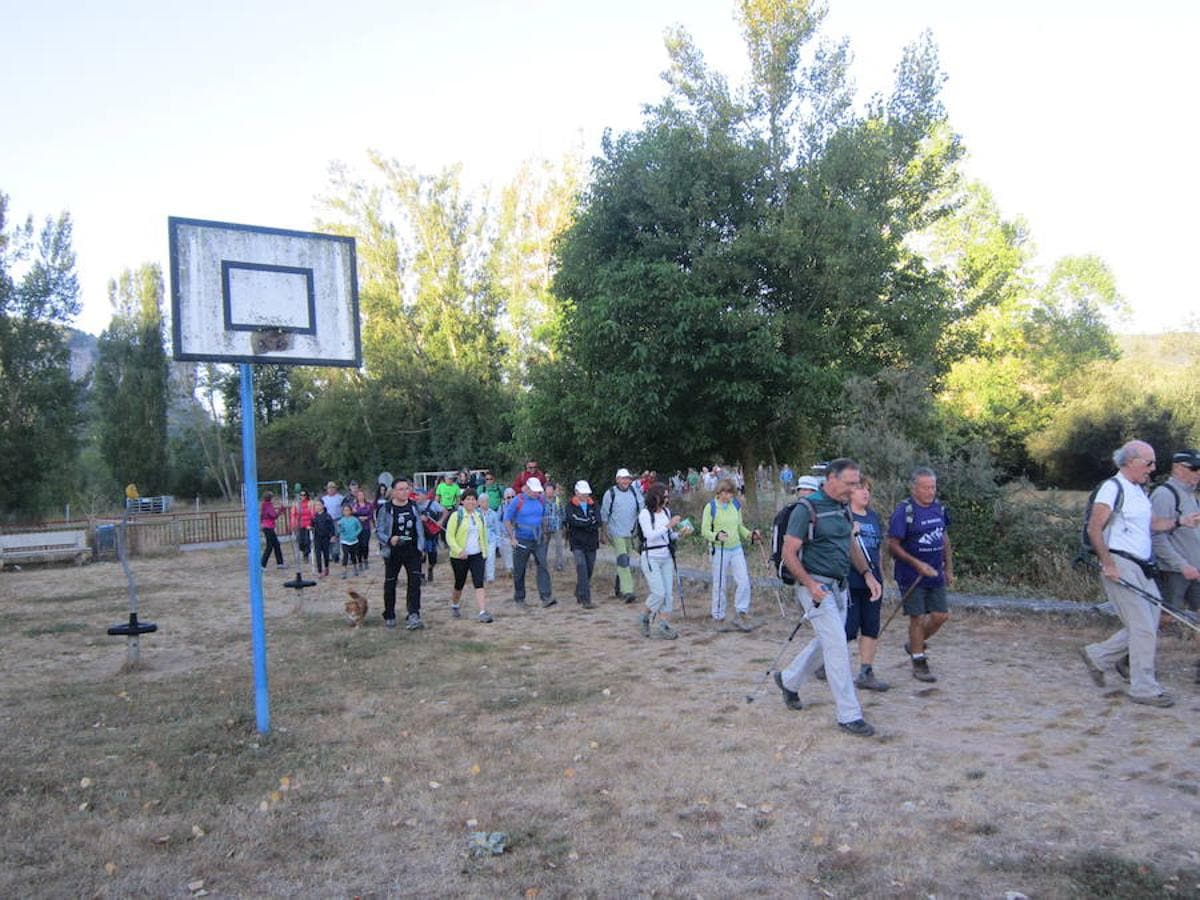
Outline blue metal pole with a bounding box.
[240,363,270,734]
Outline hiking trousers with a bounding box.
[780,579,863,725]
[710,545,750,619]
[573,548,596,604]
[610,535,636,595]
[1086,555,1164,699]
[641,553,675,616]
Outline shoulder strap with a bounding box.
[1157,482,1182,516]
[797,497,817,542]
[709,499,717,520]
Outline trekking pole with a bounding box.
[754,539,788,618]
[745,617,809,704]
[877,578,924,640]
[1074,557,1200,634]
[673,562,688,620]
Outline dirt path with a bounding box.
[1,548,1198,897]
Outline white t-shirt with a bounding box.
[465,514,481,555]
[1095,472,1152,560]
[638,508,673,560]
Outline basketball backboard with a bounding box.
[169,217,361,367]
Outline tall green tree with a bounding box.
[0,192,82,516]
[93,263,170,495]
[523,3,965,508]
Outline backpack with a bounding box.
[634,510,675,557]
[1080,477,1124,556]
[605,485,643,519]
[769,498,851,585]
[1152,481,1183,519]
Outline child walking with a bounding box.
[338,502,363,578]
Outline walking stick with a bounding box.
[755,539,788,618]
[1074,557,1200,634]
[877,577,924,640]
[673,559,688,620]
[745,617,809,704]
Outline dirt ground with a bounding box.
[2,547,1199,898]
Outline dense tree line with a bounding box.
[1,0,1194,535]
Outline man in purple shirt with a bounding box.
[887,466,954,683]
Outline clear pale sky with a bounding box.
[2,0,1194,337]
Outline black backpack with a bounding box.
[1080,477,1124,556]
[769,498,850,585]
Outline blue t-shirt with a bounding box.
[503,493,546,542]
[888,499,950,589]
[849,509,883,590]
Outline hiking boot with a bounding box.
[541,598,557,608]
[654,621,678,640]
[478,610,494,624]
[1129,692,1174,708]
[514,598,528,609]
[639,612,651,637]
[1195,660,1200,685]
[581,599,595,610]
[405,613,424,631]
[855,669,890,691]
[1078,647,1106,687]
[838,718,876,737]
[1114,655,1130,683]
[451,604,461,618]
[734,611,753,632]
[384,617,397,629]
[815,665,827,682]
[911,656,937,682]
[623,593,637,604]
[774,672,803,711]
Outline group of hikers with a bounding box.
[254,440,1200,737]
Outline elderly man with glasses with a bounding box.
[1080,440,1200,707]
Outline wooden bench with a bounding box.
[0,530,89,567]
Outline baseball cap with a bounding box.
[575,480,592,495]
[615,468,633,479]
[795,475,822,492]
[526,477,544,492]
[1172,448,1200,469]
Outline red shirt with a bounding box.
[512,468,546,494]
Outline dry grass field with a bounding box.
[2,547,1199,898]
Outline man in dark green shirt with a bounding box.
[774,458,881,737]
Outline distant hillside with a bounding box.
[1118,332,1198,366]
[67,327,98,380]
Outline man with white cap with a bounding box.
[503,476,555,608]
[795,475,821,498]
[566,480,602,608]
[601,467,644,602]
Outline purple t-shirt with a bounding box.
[888,499,950,589]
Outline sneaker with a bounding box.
[654,621,678,640]
[384,617,397,629]
[478,611,494,624]
[1079,647,1106,687]
[912,656,937,683]
[774,672,803,711]
[451,605,461,618]
[276,564,286,569]
[541,598,557,608]
[838,718,876,737]
[734,611,753,632]
[1195,660,1200,685]
[623,593,637,604]
[514,598,528,608]
[581,600,595,610]
[815,666,827,682]
[639,612,651,637]
[405,613,424,631]
[1114,655,1130,683]
[855,669,890,691]
[1129,692,1174,708]
[340,571,348,580]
